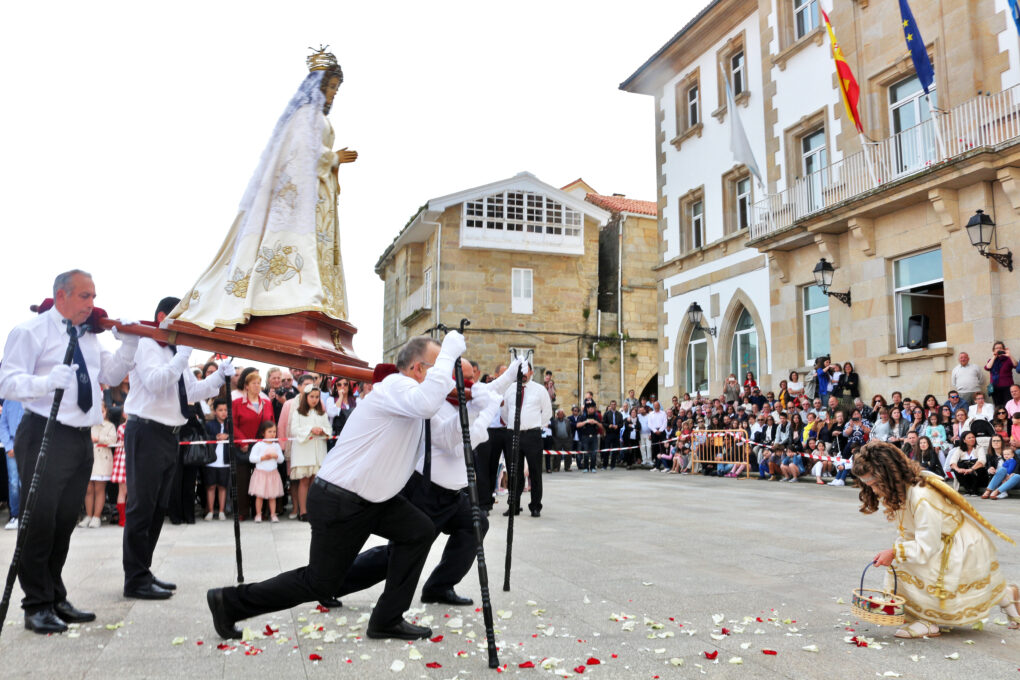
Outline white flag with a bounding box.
[724,73,763,188]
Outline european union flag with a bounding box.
[898,0,935,94]
[1010,0,1020,35]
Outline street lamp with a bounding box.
[965,209,1013,272]
[812,258,852,307]
[686,301,717,336]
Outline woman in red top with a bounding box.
[233,367,275,520]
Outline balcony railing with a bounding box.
[750,84,1020,240]
[400,283,431,322]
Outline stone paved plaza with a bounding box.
[1,471,1018,679]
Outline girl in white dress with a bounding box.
[288,384,331,520]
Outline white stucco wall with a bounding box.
[657,10,766,261]
[660,252,771,391]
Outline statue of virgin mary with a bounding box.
[171,47,355,329]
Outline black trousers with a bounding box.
[509,429,543,512]
[602,435,620,468]
[477,428,505,511]
[338,472,489,597]
[14,412,91,614]
[167,449,198,524]
[221,480,433,628]
[123,419,178,590]
[650,431,667,457]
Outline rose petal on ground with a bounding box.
[426,662,442,669]
[586,657,601,665]
[540,657,562,669]
[105,622,124,631]
[390,659,405,672]
[712,614,725,625]
[762,649,777,655]
[315,605,330,613]
[909,655,919,662]
[836,598,846,605]
[456,651,469,658]
[669,657,684,666]
[309,654,322,661]
[945,652,960,660]
[409,648,423,660]
[728,657,743,665]
[703,651,718,660]
[519,661,535,668]
[882,672,902,678]
[642,581,654,586]
[710,634,726,641]
[802,645,819,653]
[429,635,444,643]
[583,595,591,604]
[498,610,513,620]
[721,628,730,635]
[621,621,635,632]
[740,642,752,650]
[573,666,586,674]
[171,637,186,646]
[653,648,666,654]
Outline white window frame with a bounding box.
[730,50,745,96]
[687,85,700,127]
[794,0,819,40]
[802,285,829,364]
[511,268,534,315]
[462,191,584,255]
[687,330,709,396]
[893,249,946,350]
[801,128,827,211]
[735,177,751,230]
[889,76,938,176]
[690,200,704,249]
[730,309,758,378]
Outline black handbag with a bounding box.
[183,441,215,467]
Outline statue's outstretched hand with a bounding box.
[336,147,358,164]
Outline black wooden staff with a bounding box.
[224,370,244,583]
[502,352,526,592]
[441,319,500,668]
[0,320,78,635]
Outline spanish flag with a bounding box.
[821,9,863,133]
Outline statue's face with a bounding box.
[323,75,341,113]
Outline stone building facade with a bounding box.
[625,0,1020,400]
[375,172,659,409]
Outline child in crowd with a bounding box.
[204,398,231,521]
[986,447,1018,499]
[108,406,127,526]
[780,445,804,482]
[828,443,858,486]
[81,403,118,528]
[248,420,285,523]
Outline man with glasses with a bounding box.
[944,390,969,416]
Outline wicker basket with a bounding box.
[851,563,906,626]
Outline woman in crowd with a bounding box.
[950,408,969,447]
[986,446,1019,499]
[985,341,1017,408]
[779,444,805,482]
[776,379,790,409]
[871,394,888,413]
[857,441,1018,637]
[915,435,945,477]
[938,404,954,429]
[907,406,926,439]
[967,391,995,425]
[815,358,835,400]
[922,394,940,420]
[723,374,741,405]
[992,407,1010,438]
[832,361,859,411]
[985,433,1006,478]
[1011,412,1020,448]
[81,403,118,528]
[947,430,988,496]
[887,407,909,449]
[810,437,832,484]
[829,410,850,457]
[788,412,805,452]
[109,406,127,527]
[787,371,805,402]
[232,367,275,520]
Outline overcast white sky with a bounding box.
[0,0,703,367]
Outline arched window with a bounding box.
[687,328,709,395]
[731,308,758,379]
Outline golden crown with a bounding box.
[307,45,340,73]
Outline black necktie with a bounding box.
[423,420,432,485]
[173,347,190,419]
[71,334,93,413]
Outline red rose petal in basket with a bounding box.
[429,635,444,643]
[426,662,442,669]
[518,661,535,668]
[309,654,322,661]
[762,649,778,655]
[573,666,586,674]
[586,657,601,665]
[315,604,330,613]
[704,651,719,660]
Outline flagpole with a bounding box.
[926,94,947,161]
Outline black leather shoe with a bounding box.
[124,583,174,600]
[530,509,541,518]
[318,597,343,609]
[207,588,242,639]
[421,588,473,606]
[54,600,96,623]
[502,508,521,516]
[366,620,432,640]
[152,577,177,591]
[25,609,68,634]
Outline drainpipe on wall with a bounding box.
[423,218,441,338]
[618,216,625,403]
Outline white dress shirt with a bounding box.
[967,402,995,422]
[415,389,503,491]
[123,338,225,426]
[646,409,668,433]
[317,359,456,502]
[501,379,553,430]
[0,307,135,427]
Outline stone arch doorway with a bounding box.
[673,311,717,399]
[716,288,769,388]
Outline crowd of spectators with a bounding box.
[539,343,1020,500]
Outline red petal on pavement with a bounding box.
[721,628,731,635]
[309,654,322,661]
[668,617,675,621]
[216,643,231,650]
[429,635,444,643]
[704,651,719,660]
[426,662,442,669]
[573,666,586,674]
[518,661,535,668]
[196,640,204,645]
[264,624,276,636]
[586,657,601,665]
[762,649,778,655]
[756,617,763,622]
[345,659,352,663]
[611,654,618,659]
[315,604,330,613]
